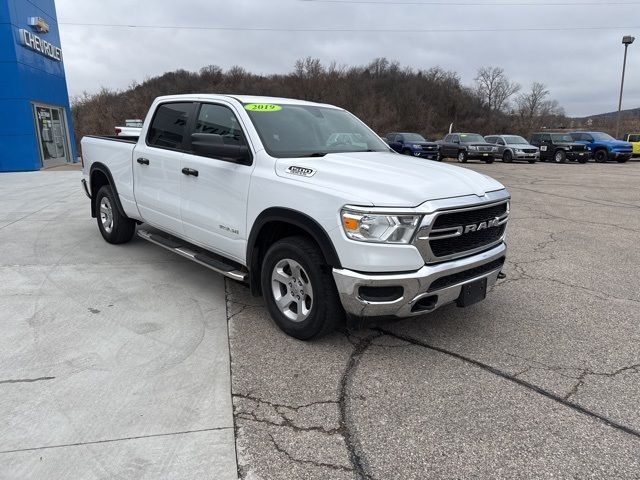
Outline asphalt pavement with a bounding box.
[228,160,640,479]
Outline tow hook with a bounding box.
[497,271,507,280]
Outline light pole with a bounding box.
[615,35,635,138]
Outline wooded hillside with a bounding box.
[71,58,568,148]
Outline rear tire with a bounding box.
[554,150,567,163]
[261,236,344,340]
[95,185,136,244]
[616,157,628,163]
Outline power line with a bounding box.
[59,22,640,33]
[298,0,640,5]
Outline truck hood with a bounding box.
[275,151,505,207]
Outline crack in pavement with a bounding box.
[376,328,640,441]
[338,332,383,480]
[0,426,233,455]
[266,433,355,474]
[0,376,55,385]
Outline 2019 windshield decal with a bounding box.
[244,104,282,112]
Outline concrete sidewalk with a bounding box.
[0,172,237,479]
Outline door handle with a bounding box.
[137,157,149,165]
[181,167,199,177]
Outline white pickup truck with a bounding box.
[81,94,509,339]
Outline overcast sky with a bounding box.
[55,0,640,117]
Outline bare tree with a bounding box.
[514,82,551,132]
[474,66,520,112]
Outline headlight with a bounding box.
[341,209,421,244]
[412,144,421,149]
[515,149,524,154]
[469,146,478,151]
[492,147,499,152]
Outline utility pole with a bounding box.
[616,35,635,138]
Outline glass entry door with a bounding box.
[33,104,71,168]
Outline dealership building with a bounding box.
[1,0,76,171]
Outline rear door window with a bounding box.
[147,102,194,150]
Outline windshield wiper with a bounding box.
[306,152,327,157]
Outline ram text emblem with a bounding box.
[464,217,500,234]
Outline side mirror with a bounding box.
[191,133,252,165]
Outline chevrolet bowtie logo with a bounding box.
[28,17,49,34]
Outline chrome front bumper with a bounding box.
[332,242,506,318]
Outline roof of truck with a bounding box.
[153,94,341,109]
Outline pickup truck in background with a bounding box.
[569,131,632,163]
[115,119,143,137]
[438,133,498,163]
[81,94,509,339]
[622,133,640,157]
[530,132,589,163]
[384,132,440,160]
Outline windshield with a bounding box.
[504,135,528,145]
[591,132,615,141]
[244,103,389,158]
[459,133,485,143]
[403,133,427,142]
[551,133,574,142]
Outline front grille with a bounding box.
[423,145,438,151]
[428,257,505,292]
[570,144,586,151]
[523,148,537,153]
[432,203,507,229]
[478,146,492,152]
[430,225,506,257]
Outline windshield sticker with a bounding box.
[244,104,282,112]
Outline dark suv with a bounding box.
[385,132,440,160]
[530,132,590,163]
[438,133,497,163]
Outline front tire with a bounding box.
[261,236,344,340]
[457,150,468,163]
[95,185,136,244]
[402,148,412,156]
[503,151,513,163]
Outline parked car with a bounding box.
[438,133,497,163]
[530,132,590,163]
[81,94,510,339]
[570,131,632,163]
[622,133,640,158]
[385,132,440,160]
[484,135,539,163]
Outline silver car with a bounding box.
[484,135,539,163]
